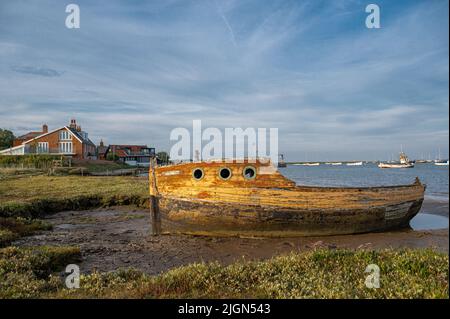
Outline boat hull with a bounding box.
[378,163,414,168]
[157,196,423,237]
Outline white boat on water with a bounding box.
[435,160,449,166]
[346,162,363,166]
[293,162,320,166]
[378,152,414,169]
[378,162,414,168]
[331,162,343,166]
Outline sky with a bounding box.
[0,0,448,161]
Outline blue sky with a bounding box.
[0,0,448,161]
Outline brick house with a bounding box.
[13,124,48,147]
[105,145,155,166]
[96,140,108,160]
[0,119,96,159]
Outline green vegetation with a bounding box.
[0,129,14,150]
[0,247,447,299]
[0,246,81,298]
[72,161,130,173]
[106,153,120,161]
[0,175,148,218]
[0,154,68,169]
[0,217,51,247]
[0,158,134,176]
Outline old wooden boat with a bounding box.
[149,159,425,237]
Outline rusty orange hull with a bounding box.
[150,159,425,237]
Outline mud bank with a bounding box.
[422,197,449,217]
[13,206,449,275]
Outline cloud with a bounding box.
[11,66,64,77]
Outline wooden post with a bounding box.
[149,157,161,235]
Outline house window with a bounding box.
[37,142,49,153]
[59,130,71,141]
[59,142,73,153]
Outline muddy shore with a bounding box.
[14,199,449,275]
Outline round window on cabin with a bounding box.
[219,167,232,180]
[243,166,256,180]
[192,168,204,180]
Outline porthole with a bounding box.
[243,166,256,180]
[192,168,204,180]
[219,167,232,180]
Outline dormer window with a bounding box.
[59,130,71,140]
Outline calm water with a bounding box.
[281,162,449,230]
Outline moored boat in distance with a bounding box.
[378,162,414,168]
[435,160,449,166]
[378,152,414,169]
[149,158,425,237]
[277,154,287,168]
[331,162,343,166]
[346,161,363,166]
[293,162,320,166]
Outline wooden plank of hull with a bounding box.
[150,159,425,236]
[157,197,423,237]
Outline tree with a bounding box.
[0,129,15,150]
[106,153,119,161]
[156,151,170,164]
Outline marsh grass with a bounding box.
[0,175,148,218]
[0,246,81,298]
[73,161,130,173]
[1,247,444,299]
[0,217,52,247]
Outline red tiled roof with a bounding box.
[108,145,152,157]
[16,132,43,141]
[114,150,128,157]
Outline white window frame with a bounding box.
[59,130,71,141]
[59,142,73,154]
[37,142,49,153]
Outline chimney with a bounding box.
[42,124,48,133]
[70,119,77,129]
[76,125,81,132]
